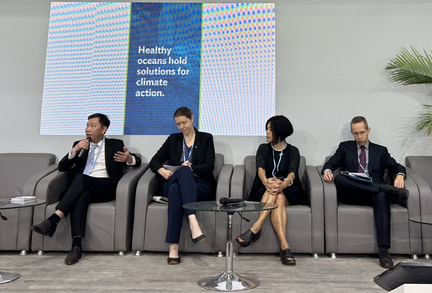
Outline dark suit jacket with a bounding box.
[58,137,141,185]
[149,129,216,197]
[322,141,405,184]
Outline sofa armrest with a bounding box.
[305,165,325,254]
[230,165,245,200]
[23,164,58,196]
[132,169,157,251]
[114,163,148,252]
[317,165,339,254]
[215,164,233,201]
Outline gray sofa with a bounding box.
[317,162,422,258]
[132,153,233,255]
[230,155,325,256]
[31,161,148,254]
[406,156,432,258]
[0,153,57,254]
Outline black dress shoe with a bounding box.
[65,246,82,265]
[389,186,409,201]
[30,219,57,237]
[379,249,393,268]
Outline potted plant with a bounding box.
[385,47,432,134]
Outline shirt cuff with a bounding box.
[68,150,76,160]
[396,172,405,178]
[127,155,136,166]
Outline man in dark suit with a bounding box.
[322,116,408,268]
[31,113,141,265]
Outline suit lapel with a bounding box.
[349,141,358,171]
[367,142,377,173]
[176,135,183,162]
[104,138,112,174]
[191,131,200,164]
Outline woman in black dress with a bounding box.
[236,115,304,265]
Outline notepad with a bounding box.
[340,171,373,183]
[10,196,36,204]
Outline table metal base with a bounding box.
[198,271,260,291]
[0,271,20,284]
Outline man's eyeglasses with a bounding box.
[351,131,368,137]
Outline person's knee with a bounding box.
[373,191,389,204]
[168,183,180,195]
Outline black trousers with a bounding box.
[56,174,115,238]
[333,174,391,248]
[163,166,210,244]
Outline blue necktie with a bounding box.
[83,144,97,175]
[358,146,366,173]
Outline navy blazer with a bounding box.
[58,137,141,185]
[149,129,216,197]
[322,141,405,184]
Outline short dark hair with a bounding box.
[266,115,294,144]
[350,116,369,130]
[173,107,193,119]
[88,113,110,129]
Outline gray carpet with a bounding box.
[0,251,427,292]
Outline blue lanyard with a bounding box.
[89,139,104,173]
[182,139,193,163]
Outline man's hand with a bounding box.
[323,170,334,183]
[394,174,405,189]
[72,138,90,155]
[114,146,133,164]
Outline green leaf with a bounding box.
[416,105,432,135]
[385,47,432,85]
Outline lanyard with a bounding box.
[89,139,104,174]
[182,139,193,163]
[271,141,287,177]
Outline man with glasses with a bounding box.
[322,116,408,268]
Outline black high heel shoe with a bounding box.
[235,229,261,247]
[191,233,206,244]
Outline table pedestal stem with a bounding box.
[198,212,260,291]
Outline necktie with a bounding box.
[83,144,97,175]
[358,146,366,173]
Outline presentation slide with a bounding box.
[40,2,275,135]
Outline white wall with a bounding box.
[1,0,432,166]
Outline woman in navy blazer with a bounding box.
[149,107,216,265]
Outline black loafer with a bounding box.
[390,186,409,201]
[30,219,57,237]
[379,249,393,268]
[65,246,82,265]
[167,257,181,265]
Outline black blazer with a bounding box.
[58,137,141,185]
[322,141,405,184]
[149,129,216,197]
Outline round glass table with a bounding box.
[410,215,432,225]
[183,200,277,291]
[0,198,46,284]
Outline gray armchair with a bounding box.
[31,161,148,254]
[318,161,422,258]
[132,154,233,255]
[0,153,56,254]
[230,155,324,257]
[406,156,432,258]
